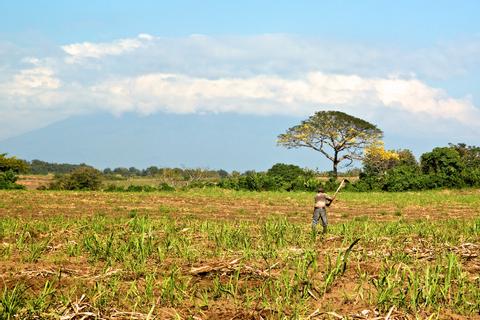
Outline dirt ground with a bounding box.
[16,174,53,190]
[1,189,479,222]
[0,190,479,319]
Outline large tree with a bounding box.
[277,111,383,177]
[0,153,29,173]
[0,153,29,190]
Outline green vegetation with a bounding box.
[28,159,90,175]
[218,163,321,192]
[49,166,103,190]
[0,154,28,190]
[0,189,478,318]
[354,143,480,191]
[0,170,24,190]
[7,140,479,193]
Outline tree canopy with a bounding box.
[266,163,313,181]
[0,153,28,189]
[50,166,103,190]
[277,111,383,176]
[0,153,29,173]
[362,142,418,176]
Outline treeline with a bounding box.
[1,142,479,192]
[216,143,480,192]
[353,143,480,191]
[26,159,229,179]
[103,166,229,179]
[48,163,326,192]
[29,160,89,175]
[218,163,323,191]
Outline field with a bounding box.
[1,189,479,319]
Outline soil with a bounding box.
[1,190,479,319]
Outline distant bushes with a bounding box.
[352,144,480,191]
[28,159,88,175]
[49,166,103,190]
[217,163,326,192]
[104,183,176,192]
[4,142,480,193]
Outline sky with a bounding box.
[0,1,479,170]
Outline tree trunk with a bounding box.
[332,151,339,178]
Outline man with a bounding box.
[312,187,333,235]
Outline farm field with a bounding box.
[1,189,479,319]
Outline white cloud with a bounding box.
[61,33,154,63]
[1,33,480,140]
[57,34,480,79]
[89,72,480,126]
[11,67,61,92]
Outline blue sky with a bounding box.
[0,1,479,170]
[2,1,479,43]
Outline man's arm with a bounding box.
[326,194,333,206]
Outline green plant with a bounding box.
[25,237,51,263]
[0,170,25,190]
[1,284,25,320]
[50,166,102,190]
[27,281,55,315]
[323,239,360,294]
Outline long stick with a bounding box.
[331,179,346,201]
[328,179,345,206]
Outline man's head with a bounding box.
[317,187,324,193]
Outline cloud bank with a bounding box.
[0,33,479,140]
[90,72,478,125]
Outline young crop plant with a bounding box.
[323,238,360,294]
[27,280,56,316]
[0,284,25,320]
[1,188,479,318]
[25,236,51,263]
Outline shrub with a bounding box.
[267,163,313,181]
[421,147,464,176]
[186,180,216,189]
[290,176,322,192]
[0,170,25,190]
[244,172,287,191]
[142,185,157,192]
[218,164,319,192]
[158,182,175,192]
[351,173,383,192]
[462,168,480,187]
[126,185,145,192]
[105,184,125,192]
[50,166,102,190]
[217,177,240,190]
[303,177,323,191]
[104,184,160,192]
[382,165,422,191]
[0,154,28,190]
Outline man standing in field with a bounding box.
[312,187,333,235]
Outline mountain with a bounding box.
[0,112,331,171]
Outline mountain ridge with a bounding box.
[0,112,330,171]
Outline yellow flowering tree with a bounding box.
[277,111,383,177]
[363,141,400,175]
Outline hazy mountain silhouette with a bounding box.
[0,113,330,171]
